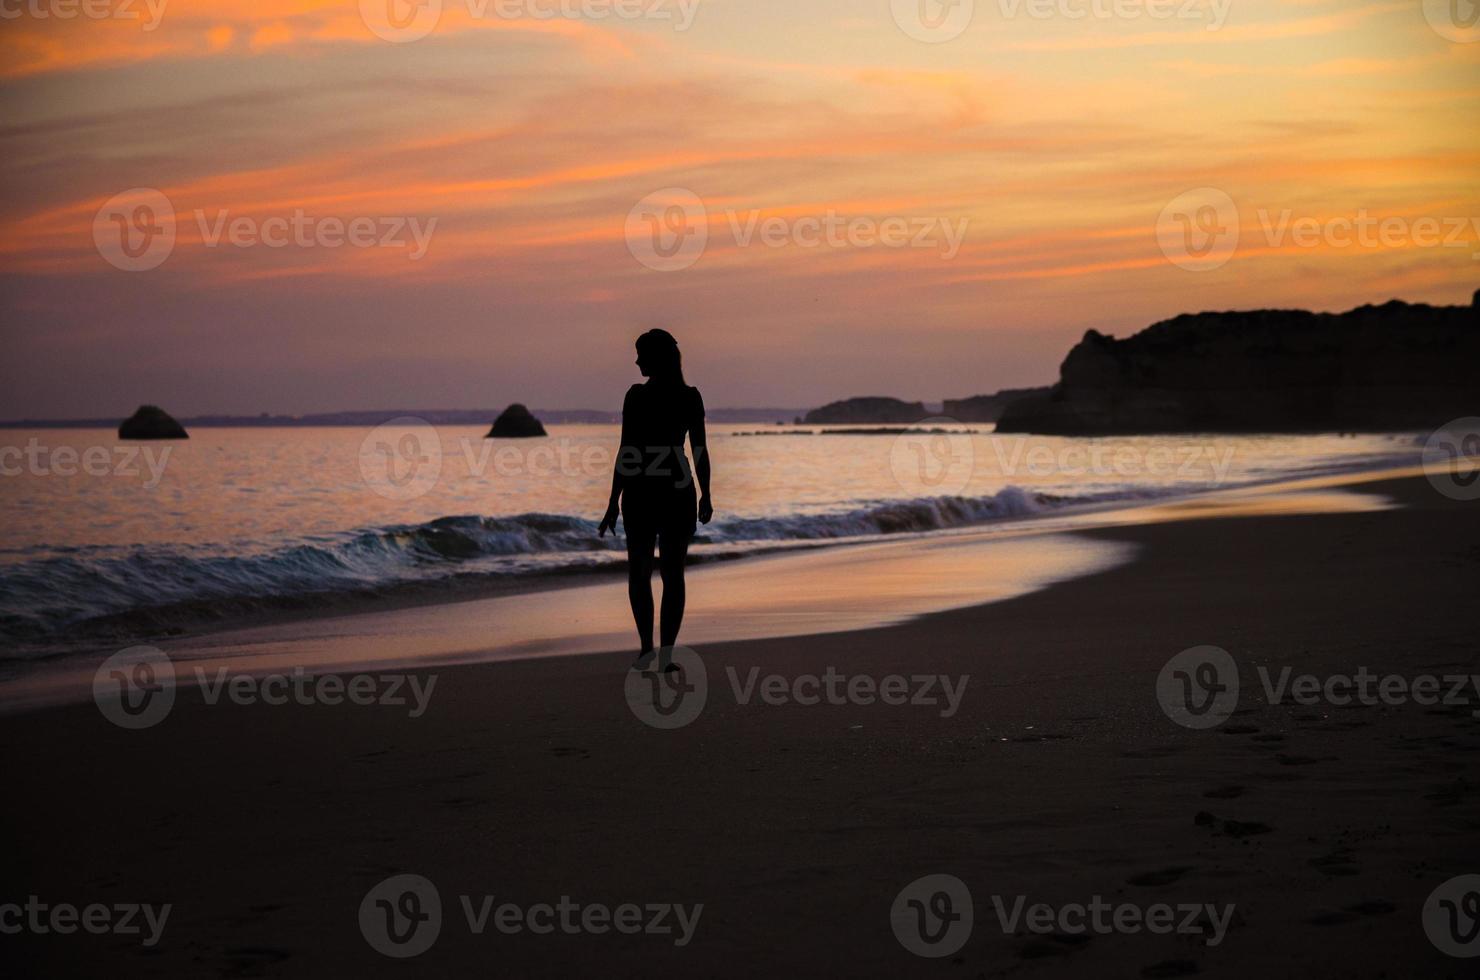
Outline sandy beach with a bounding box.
[6,469,1478,977]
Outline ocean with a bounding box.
[0,422,1422,662]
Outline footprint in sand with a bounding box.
[1127,866,1194,887]
[1305,901,1393,926]
[1203,784,1247,799]
[1221,819,1272,838]
[1016,933,1092,958]
[219,947,291,977]
[1194,811,1272,837]
[1121,744,1186,759]
[1274,753,1330,766]
[1308,847,1361,876]
[1424,780,1469,806]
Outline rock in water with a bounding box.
[118,405,188,439]
[487,404,547,438]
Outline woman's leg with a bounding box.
[625,523,657,653]
[657,527,691,649]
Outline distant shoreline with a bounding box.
[0,408,808,429]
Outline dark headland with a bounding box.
[996,291,1479,434]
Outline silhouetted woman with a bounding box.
[598,330,713,668]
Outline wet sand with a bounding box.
[5,470,1478,977]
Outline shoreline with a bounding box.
[0,466,1415,715]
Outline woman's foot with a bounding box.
[631,648,657,670]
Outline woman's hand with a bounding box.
[597,502,620,537]
[698,494,714,525]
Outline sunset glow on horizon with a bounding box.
[2,0,1477,417]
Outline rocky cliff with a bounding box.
[943,387,1052,423]
[995,291,1479,434]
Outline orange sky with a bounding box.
[1,0,1477,415]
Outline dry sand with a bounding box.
[4,472,1478,977]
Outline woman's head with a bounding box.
[635,329,685,385]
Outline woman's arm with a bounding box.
[598,390,634,537]
[691,392,712,524]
